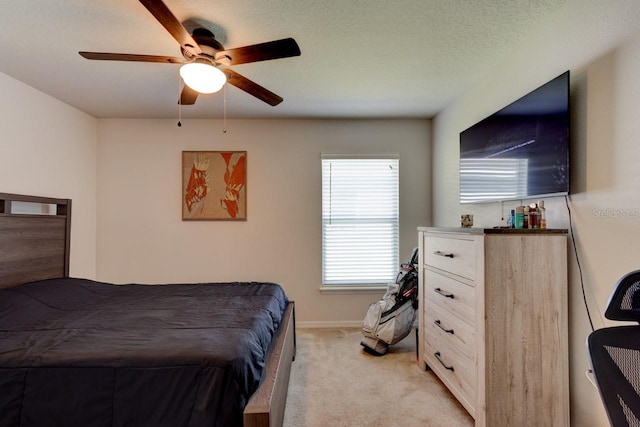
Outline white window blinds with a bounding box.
[321,155,399,285]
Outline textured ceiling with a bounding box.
[0,0,569,119]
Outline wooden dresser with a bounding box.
[417,227,569,427]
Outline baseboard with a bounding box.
[296,320,419,329]
[296,320,362,329]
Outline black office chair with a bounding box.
[587,270,640,427]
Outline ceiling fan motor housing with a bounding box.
[181,28,227,64]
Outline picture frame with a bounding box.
[182,151,247,220]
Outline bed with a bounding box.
[0,192,295,427]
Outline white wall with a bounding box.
[0,72,98,279]
[97,118,431,324]
[431,1,640,425]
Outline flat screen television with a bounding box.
[459,71,569,203]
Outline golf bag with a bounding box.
[361,247,419,355]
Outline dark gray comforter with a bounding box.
[0,278,288,427]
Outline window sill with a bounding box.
[319,285,389,294]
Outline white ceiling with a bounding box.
[0,0,569,119]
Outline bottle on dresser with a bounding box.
[515,206,525,229]
[539,200,547,229]
[528,203,539,229]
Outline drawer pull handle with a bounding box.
[435,319,454,334]
[434,351,455,371]
[434,250,454,258]
[434,288,454,299]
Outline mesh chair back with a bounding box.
[605,270,640,322]
[588,327,640,427]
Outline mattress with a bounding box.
[0,278,289,427]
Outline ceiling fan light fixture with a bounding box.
[180,60,227,94]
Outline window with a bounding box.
[321,155,399,286]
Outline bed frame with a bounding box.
[0,192,295,427]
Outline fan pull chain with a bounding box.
[223,84,227,134]
[177,74,182,127]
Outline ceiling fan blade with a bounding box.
[216,38,301,66]
[79,51,185,64]
[138,0,201,56]
[223,69,283,106]
[179,85,199,105]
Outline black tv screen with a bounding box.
[460,71,569,203]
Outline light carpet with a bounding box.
[282,328,474,427]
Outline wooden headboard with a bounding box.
[0,192,71,288]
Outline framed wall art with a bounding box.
[182,151,247,220]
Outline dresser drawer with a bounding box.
[424,301,476,361]
[424,269,476,326]
[424,235,476,280]
[424,329,476,413]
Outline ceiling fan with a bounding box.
[79,0,301,106]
